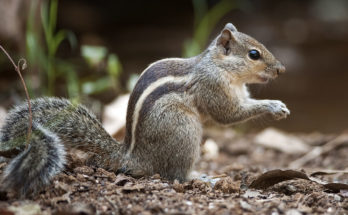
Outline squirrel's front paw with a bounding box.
[266,100,290,120]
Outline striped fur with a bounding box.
[124,57,197,149]
[127,76,189,154]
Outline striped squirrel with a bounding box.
[0,23,289,197]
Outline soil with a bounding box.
[0,127,347,215]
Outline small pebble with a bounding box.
[334,194,341,201]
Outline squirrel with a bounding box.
[0,23,289,197]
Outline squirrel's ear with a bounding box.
[216,29,235,52]
[224,23,238,32]
[216,23,237,48]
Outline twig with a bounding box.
[289,133,348,168]
[0,45,32,149]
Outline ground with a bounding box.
[0,127,347,215]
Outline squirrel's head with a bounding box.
[208,23,285,84]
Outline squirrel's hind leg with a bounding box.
[125,97,203,182]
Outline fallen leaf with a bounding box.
[310,169,348,177]
[249,169,309,189]
[114,174,134,186]
[254,128,310,154]
[323,183,348,193]
[250,169,348,193]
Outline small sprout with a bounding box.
[18,58,28,70]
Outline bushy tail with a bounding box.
[0,97,124,197]
[1,123,66,197]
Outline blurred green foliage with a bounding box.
[81,45,123,95]
[25,0,123,100]
[26,0,77,97]
[41,0,77,96]
[24,0,234,100]
[183,0,235,57]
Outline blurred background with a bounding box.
[0,0,347,133]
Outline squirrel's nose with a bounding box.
[275,62,286,75]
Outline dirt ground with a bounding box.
[0,126,347,215]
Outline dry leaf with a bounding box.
[249,169,309,189]
[114,174,134,186]
[254,128,310,154]
[310,169,348,177]
[250,169,348,193]
[323,183,348,192]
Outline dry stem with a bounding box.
[0,45,32,149]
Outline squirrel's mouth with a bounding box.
[257,74,273,83]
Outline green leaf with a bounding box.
[52,30,67,55]
[49,0,58,35]
[107,54,122,78]
[183,0,236,57]
[41,0,51,46]
[82,77,112,95]
[81,45,108,67]
[65,30,77,50]
[67,70,80,99]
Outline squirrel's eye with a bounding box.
[248,49,261,60]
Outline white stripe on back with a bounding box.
[127,75,189,155]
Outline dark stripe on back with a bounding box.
[124,58,197,146]
[134,82,187,146]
